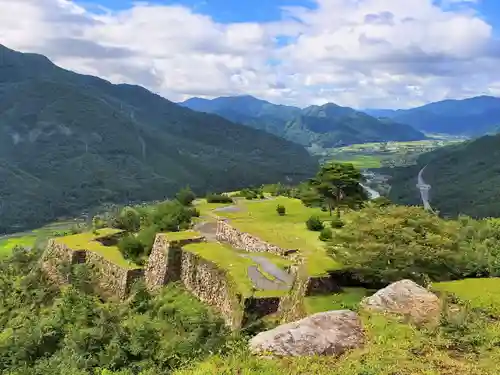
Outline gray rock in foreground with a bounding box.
[361,279,441,324]
[249,310,364,357]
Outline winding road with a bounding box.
[417,165,433,211]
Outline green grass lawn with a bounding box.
[182,241,286,298]
[432,278,500,316]
[55,228,139,269]
[304,288,373,314]
[164,230,203,241]
[219,197,341,276]
[335,155,382,169]
[0,236,37,257]
[0,220,82,258]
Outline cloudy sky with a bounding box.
[1,0,500,109]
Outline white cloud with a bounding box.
[0,0,499,108]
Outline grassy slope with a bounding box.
[433,278,500,316]
[0,220,80,257]
[55,228,138,269]
[218,197,341,276]
[176,311,500,375]
[304,288,373,314]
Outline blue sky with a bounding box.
[3,0,500,108]
[79,0,317,22]
[80,0,500,26]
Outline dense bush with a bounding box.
[371,196,392,208]
[176,186,196,206]
[306,216,324,231]
[234,188,263,200]
[118,234,145,264]
[330,217,345,229]
[0,248,231,375]
[206,193,234,204]
[276,205,286,216]
[329,205,500,286]
[319,228,333,242]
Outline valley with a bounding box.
[2,42,500,375]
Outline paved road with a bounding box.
[417,165,433,211]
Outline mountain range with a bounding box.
[0,45,318,234]
[364,96,500,136]
[180,96,427,148]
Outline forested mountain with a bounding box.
[365,96,500,136]
[180,96,426,148]
[385,133,500,218]
[0,45,318,233]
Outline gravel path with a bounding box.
[213,205,241,213]
[247,266,290,291]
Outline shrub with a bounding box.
[176,186,196,206]
[319,228,333,242]
[115,207,141,232]
[118,234,145,264]
[331,217,345,228]
[372,196,392,208]
[276,204,286,216]
[206,193,234,204]
[329,205,500,286]
[306,216,324,231]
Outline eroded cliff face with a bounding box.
[41,239,143,299]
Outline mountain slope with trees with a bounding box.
[0,45,318,234]
[180,96,426,148]
[385,133,500,218]
[365,96,500,135]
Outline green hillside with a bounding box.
[0,45,318,234]
[385,133,500,218]
[180,96,426,148]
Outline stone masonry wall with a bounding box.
[144,234,206,291]
[178,249,244,329]
[42,240,143,300]
[144,234,285,329]
[85,251,144,299]
[216,219,296,256]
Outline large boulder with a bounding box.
[361,279,441,324]
[249,310,364,357]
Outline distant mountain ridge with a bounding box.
[364,95,500,136]
[180,96,426,148]
[0,44,318,233]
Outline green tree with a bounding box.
[116,207,141,232]
[175,186,196,206]
[306,162,367,217]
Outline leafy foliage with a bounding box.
[205,193,234,204]
[0,45,318,234]
[303,162,367,217]
[0,247,231,375]
[306,216,324,231]
[329,205,500,286]
[318,228,333,242]
[175,187,196,206]
[276,205,286,216]
[181,96,426,148]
